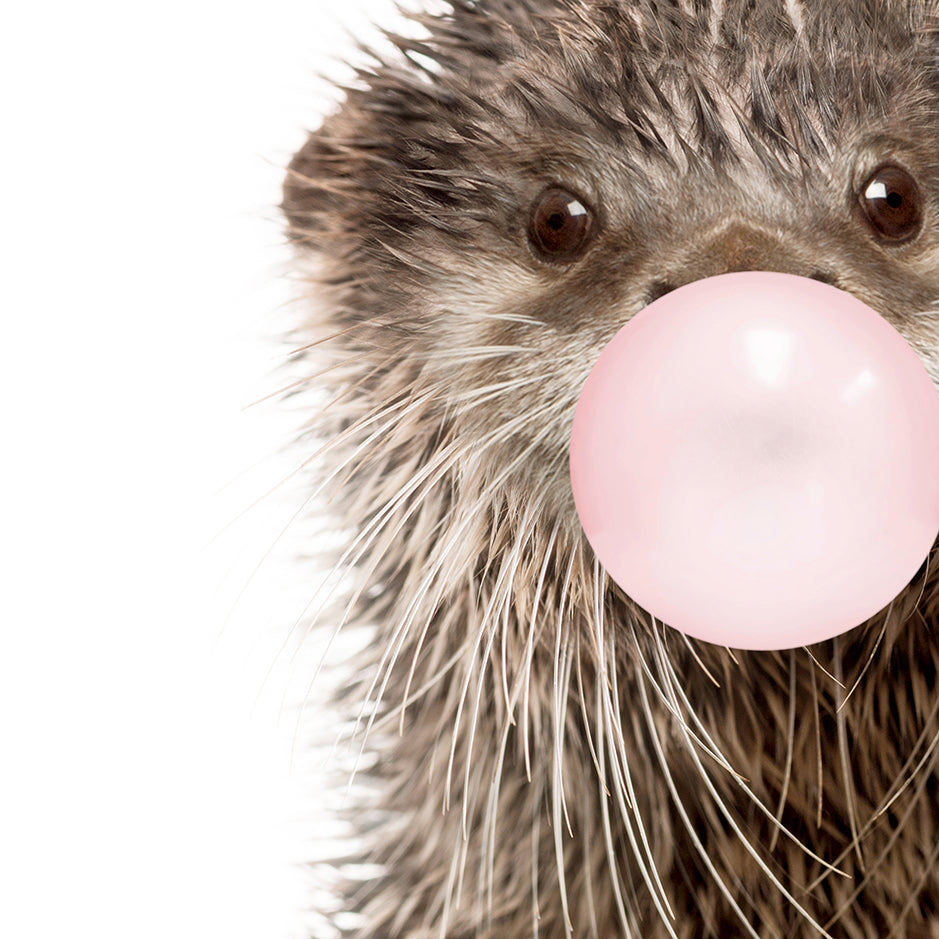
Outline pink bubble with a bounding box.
[569,271,939,650]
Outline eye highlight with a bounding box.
[527,186,596,262]
[857,164,923,244]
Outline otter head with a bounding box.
[283,2,939,937]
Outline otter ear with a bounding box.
[281,0,539,249]
[281,125,349,250]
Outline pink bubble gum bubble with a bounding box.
[569,271,939,650]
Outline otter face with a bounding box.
[285,0,939,537]
[284,2,939,937]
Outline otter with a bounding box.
[281,1,939,936]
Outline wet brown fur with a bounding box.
[282,1,939,936]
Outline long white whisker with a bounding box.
[832,636,866,871]
[768,648,797,853]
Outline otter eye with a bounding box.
[528,187,595,262]
[857,164,923,243]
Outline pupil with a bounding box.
[547,212,565,231]
[886,191,903,209]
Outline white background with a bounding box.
[1,2,416,937]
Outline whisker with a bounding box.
[531,804,542,939]
[626,623,741,778]
[438,791,472,939]
[365,641,473,736]
[768,648,797,853]
[529,518,561,782]
[681,632,721,688]
[810,656,824,829]
[832,636,866,871]
[552,635,575,939]
[802,645,845,689]
[316,356,404,416]
[574,633,604,784]
[552,629,575,837]
[281,316,391,358]
[836,605,889,714]
[446,374,548,412]
[440,306,547,327]
[580,775,601,939]
[418,344,538,365]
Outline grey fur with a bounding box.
[282,1,939,936]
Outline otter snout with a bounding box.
[645,224,839,305]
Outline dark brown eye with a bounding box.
[857,164,923,243]
[527,186,595,262]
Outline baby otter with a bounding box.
[281,1,939,936]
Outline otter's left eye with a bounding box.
[527,187,596,262]
[857,164,924,243]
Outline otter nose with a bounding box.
[645,225,837,304]
[710,224,784,273]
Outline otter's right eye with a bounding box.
[857,164,923,243]
[527,187,596,262]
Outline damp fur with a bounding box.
[281,2,939,936]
